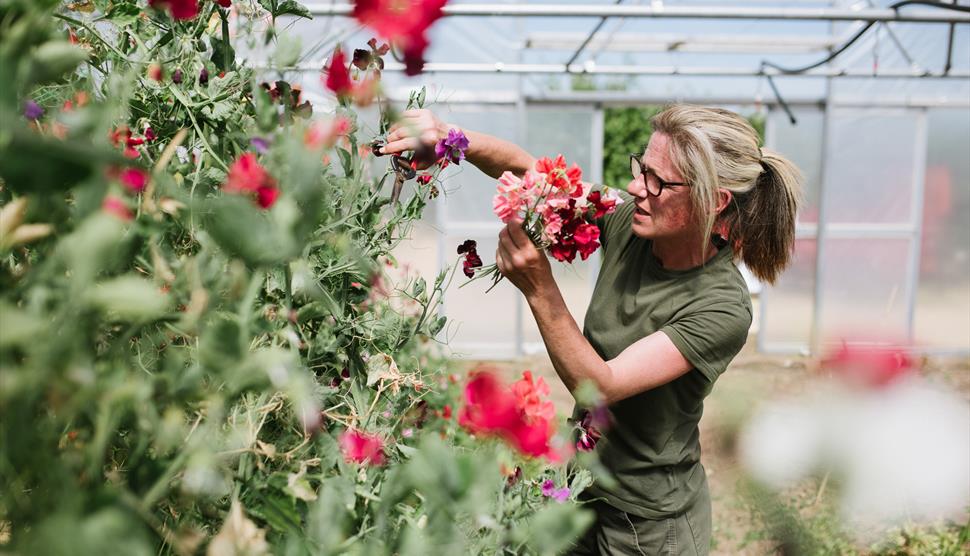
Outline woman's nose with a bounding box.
[627,175,647,199]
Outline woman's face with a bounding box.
[627,132,697,241]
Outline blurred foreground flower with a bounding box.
[739,344,970,541]
[351,0,447,75]
[339,429,385,465]
[149,0,199,20]
[458,369,559,460]
[223,153,279,209]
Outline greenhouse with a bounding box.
[1,0,968,554]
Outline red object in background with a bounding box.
[823,341,915,389]
[920,165,952,276]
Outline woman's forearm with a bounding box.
[450,126,535,179]
[525,286,613,400]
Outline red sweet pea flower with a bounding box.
[119,168,149,193]
[586,190,617,219]
[535,154,583,197]
[224,153,280,209]
[255,184,280,209]
[351,0,447,76]
[459,370,559,460]
[216,0,231,7]
[324,48,354,98]
[339,429,385,465]
[457,239,483,278]
[573,223,600,260]
[149,0,199,20]
[458,372,519,432]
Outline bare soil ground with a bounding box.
[457,341,970,555]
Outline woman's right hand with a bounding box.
[381,109,451,170]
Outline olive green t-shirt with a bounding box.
[580,192,752,519]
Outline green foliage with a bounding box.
[0,1,592,554]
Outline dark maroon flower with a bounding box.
[353,49,372,70]
[198,68,209,85]
[457,239,483,278]
[457,239,476,255]
[172,69,183,84]
[575,409,604,452]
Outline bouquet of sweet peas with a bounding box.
[459,155,623,289]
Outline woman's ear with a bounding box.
[715,188,733,215]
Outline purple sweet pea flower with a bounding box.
[172,69,184,84]
[541,479,570,502]
[249,136,270,154]
[24,100,43,121]
[434,128,469,165]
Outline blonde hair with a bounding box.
[650,105,803,284]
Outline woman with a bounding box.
[382,105,802,555]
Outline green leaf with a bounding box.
[274,34,302,67]
[210,35,236,72]
[275,0,312,19]
[428,315,447,337]
[105,1,141,25]
[0,121,126,194]
[0,303,46,349]
[205,195,293,266]
[84,275,171,321]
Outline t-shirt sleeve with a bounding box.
[660,301,752,383]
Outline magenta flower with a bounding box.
[541,479,570,502]
[119,168,149,193]
[339,429,385,466]
[23,100,43,121]
[435,128,469,165]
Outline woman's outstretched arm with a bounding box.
[381,109,535,178]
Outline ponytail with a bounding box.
[723,148,802,284]
[651,105,803,284]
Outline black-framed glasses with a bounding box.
[630,154,688,197]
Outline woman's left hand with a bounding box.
[496,219,554,299]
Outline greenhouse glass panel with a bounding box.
[440,107,520,223]
[824,109,920,225]
[767,108,824,225]
[759,238,817,352]
[442,234,519,357]
[915,109,970,351]
[818,238,913,344]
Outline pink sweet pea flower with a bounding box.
[339,429,385,465]
[541,479,571,502]
[511,371,556,423]
[102,195,133,221]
